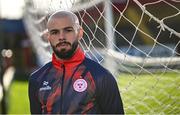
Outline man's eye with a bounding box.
[65,29,73,32]
[51,31,58,35]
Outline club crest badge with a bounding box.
[73,79,87,92]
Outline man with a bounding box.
[28,10,124,114]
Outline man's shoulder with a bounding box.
[84,57,116,85]
[84,57,103,69]
[84,57,110,75]
[29,61,52,80]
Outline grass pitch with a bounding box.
[8,81,30,114]
[117,72,180,114]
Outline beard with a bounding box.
[51,40,79,60]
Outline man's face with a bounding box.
[47,16,81,59]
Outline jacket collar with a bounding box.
[52,47,85,69]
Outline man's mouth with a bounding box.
[60,43,67,46]
[56,42,70,47]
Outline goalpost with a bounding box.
[23,0,180,114]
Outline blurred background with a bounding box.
[0,0,35,114]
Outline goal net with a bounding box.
[23,0,180,114]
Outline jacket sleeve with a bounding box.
[28,77,42,114]
[96,71,124,114]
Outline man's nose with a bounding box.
[58,31,65,40]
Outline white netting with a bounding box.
[23,0,180,114]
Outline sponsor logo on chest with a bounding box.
[39,81,52,91]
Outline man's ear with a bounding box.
[42,29,50,42]
[46,31,51,42]
[78,26,84,40]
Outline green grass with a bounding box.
[7,72,180,114]
[8,81,30,114]
[117,72,180,114]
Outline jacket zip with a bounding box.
[60,64,65,114]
